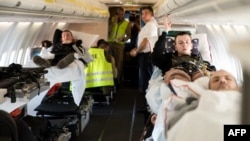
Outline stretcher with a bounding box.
[84,48,115,105]
[34,82,93,141]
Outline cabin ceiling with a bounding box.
[0,0,249,25]
[98,0,157,6]
[154,0,250,26]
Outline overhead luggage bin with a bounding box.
[56,0,76,14]
[154,0,195,17]
[19,0,46,11]
[0,0,109,22]
[0,0,46,10]
[167,0,178,11]
[0,0,21,7]
[154,0,250,25]
[74,0,86,16]
[43,0,63,13]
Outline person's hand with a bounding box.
[130,48,137,57]
[163,68,191,83]
[192,71,204,81]
[164,15,172,32]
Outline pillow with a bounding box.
[192,33,211,62]
[164,33,212,62]
[71,31,99,49]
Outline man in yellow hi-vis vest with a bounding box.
[108,7,131,86]
[85,47,114,94]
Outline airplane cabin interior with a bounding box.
[0,0,250,141]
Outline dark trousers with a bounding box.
[109,42,124,85]
[138,53,153,123]
[138,53,153,99]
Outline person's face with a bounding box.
[100,44,109,51]
[209,70,238,91]
[175,35,193,56]
[141,9,153,23]
[116,10,124,21]
[61,31,73,44]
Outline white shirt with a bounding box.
[137,17,158,53]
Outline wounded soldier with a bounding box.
[144,16,217,141]
[152,30,216,82]
[33,29,92,69]
[146,15,217,116]
[150,69,241,141]
[166,69,241,141]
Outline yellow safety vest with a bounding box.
[108,20,129,44]
[84,48,114,88]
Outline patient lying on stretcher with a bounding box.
[167,70,240,128]
[166,70,241,141]
[146,20,217,117]
[152,17,216,82]
[33,29,93,69]
[151,70,241,141]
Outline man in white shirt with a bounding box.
[130,6,158,119]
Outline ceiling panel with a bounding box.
[99,0,158,5]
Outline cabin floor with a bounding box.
[76,56,146,141]
[76,86,146,141]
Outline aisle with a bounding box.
[76,87,145,141]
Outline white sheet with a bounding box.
[151,79,242,141]
[45,60,86,106]
[151,79,201,141]
[0,97,30,113]
[146,67,171,114]
[24,59,86,106]
[167,82,242,141]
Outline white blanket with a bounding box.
[151,79,202,141]
[167,80,242,141]
[151,79,241,141]
[24,59,86,106]
[146,67,169,114]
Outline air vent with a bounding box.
[16,1,21,7]
[42,6,46,11]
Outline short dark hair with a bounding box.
[141,6,154,16]
[97,39,106,47]
[116,7,124,12]
[62,30,74,39]
[41,40,52,48]
[174,31,192,42]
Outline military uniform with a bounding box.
[152,32,216,77]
